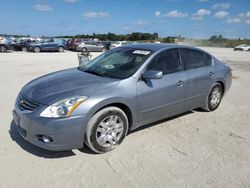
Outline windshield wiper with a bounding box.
[84,70,104,77]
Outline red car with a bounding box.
[68,38,84,51]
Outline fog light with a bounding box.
[38,135,53,143]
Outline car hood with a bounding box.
[21,68,119,105]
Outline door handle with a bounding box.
[176,80,184,87]
[208,71,215,77]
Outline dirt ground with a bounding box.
[0,47,250,188]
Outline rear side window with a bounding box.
[204,53,212,66]
[148,49,182,75]
[181,49,212,70]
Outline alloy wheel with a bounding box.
[209,86,222,108]
[95,115,124,148]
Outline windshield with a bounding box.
[81,48,153,79]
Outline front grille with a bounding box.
[17,94,40,111]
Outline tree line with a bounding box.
[1,32,250,48]
[190,35,250,48]
[55,32,159,41]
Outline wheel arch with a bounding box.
[57,45,65,49]
[93,102,134,130]
[21,45,28,50]
[215,80,225,96]
[81,47,88,51]
[34,46,41,49]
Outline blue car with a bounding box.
[28,38,66,52]
[13,44,232,153]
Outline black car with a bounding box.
[13,39,37,52]
[101,41,111,50]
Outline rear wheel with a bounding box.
[203,83,223,111]
[34,47,41,53]
[58,46,64,52]
[85,107,128,153]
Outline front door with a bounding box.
[136,48,186,125]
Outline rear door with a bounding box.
[48,39,57,51]
[41,39,53,51]
[85,42,95,51]
[180,48,214,110]
[137,48,186,125]
[90,42,99,51]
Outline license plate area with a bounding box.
[13,110,20,125]
[13,110,27,138]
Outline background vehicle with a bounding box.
[101,41,111,50]
[76,41,105,52]
[13,44,231,153]
[0,37,14,52]
[68,38,85,50]
[110,41,135,49]
[110,41,127,49]
[234,44,250,51]
[13,38,38,52]
[28,38,66,52]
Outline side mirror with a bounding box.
[142,70,163,80]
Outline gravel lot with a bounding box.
[0,47,250,188]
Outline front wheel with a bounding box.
[21,46,28,52]
[85,107,129,153]
[203,83,223,111]
[34,47,41,53]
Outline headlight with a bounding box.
[40,96,88,118]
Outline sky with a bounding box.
[1,0,250,38]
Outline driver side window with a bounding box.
[148,49,182,75]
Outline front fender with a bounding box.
[92,97,135,122]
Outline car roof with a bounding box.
[123,43,209,53]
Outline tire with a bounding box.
[203,83,223,111]
[81,47,88,53]
[58,46,64,52]
[34,47,41,53]
[0,45,7,52]
[21,46,28,52]
[85,107,129,153]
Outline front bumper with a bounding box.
[13,102,87,151]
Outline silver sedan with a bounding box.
[76,41,105,52]
[13,43,232,153]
